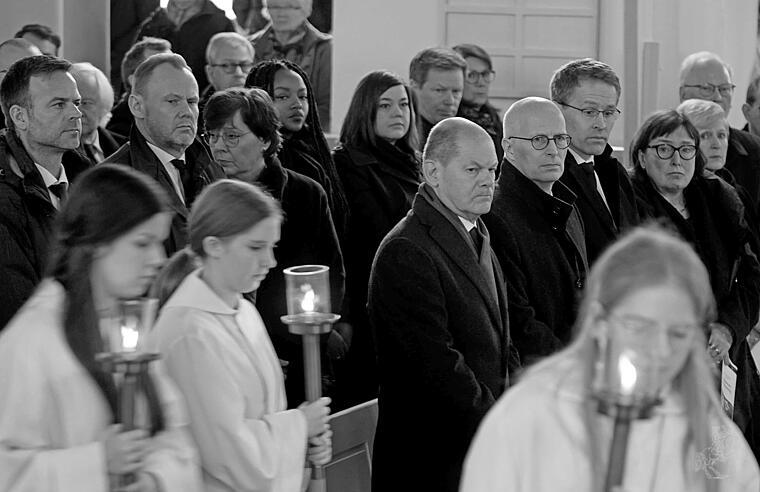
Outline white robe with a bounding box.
[0,280,202,492]
[460,358,760,492]
[149,270,308,492]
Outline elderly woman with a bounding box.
[203,87,346,407]
[331,70,421,407]
[630,109,760,462]
[461,226,760,491]
[453,43,504,163]
[249,0,332,129]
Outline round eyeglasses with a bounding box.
[508,134,572,151]
[647,143,697,160]
[209,62,255,74]
[203,131,252,148]
[682,83,735,98]
[466,70,495,84]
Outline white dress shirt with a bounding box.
[35,163,68,210]
[568,147,611,211]
[146,141,186,204]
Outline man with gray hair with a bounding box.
[483,97,587,365]
[680,50,760,216]
[103,53,224,255]
[0,39,41,130]
[69,62,124,163]
[409,47,467,149]
[368,117,514,492]
[743,73,760,138]
[552,58,640,265]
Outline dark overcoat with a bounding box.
[367,192,513,492]
[726,126,760,218]
[559,144,640,265]
[483,161,588,365]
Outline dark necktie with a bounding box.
[579,161,596,190]
[48,182,68,203]
[84,143,104,163]
[171,158,189,199]
[469,226,482,256]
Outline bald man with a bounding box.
[483,97,587,366]
[680,51,760,216]
[368,117,515,492]
[0,39,41,129]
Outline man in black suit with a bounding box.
[368,117,515,492]
[70,62,125,164]
[552,58,640,265]
[102,53,224,255]
[484,97,587,366]
[680,51,760,217]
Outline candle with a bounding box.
[120,318,139,352]
[301,286,316,313]
[619,352,637,395]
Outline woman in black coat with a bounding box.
[204,87,346,407]
[630,109,760,462]
[331,70,421,408]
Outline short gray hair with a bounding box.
[550,58,621,103]
[679,51,733,85]
[205,32,254,64]
[70,62,114,109]
[131,53,191,97]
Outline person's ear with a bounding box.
[201,236,225,259]
[637,150,647,171]
[8,105,29,131]
[128,93,145,119]
[422,159,440,187]
[742,102,752,122]
[205,64,214,84]
[503,137,516,162]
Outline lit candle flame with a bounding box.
[301,288,316,313]
[121,321,139,351]
[619,353,637,395]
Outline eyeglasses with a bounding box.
[508,134,572,151]
[556,101,621,121]
[203,131,252,148]
[647,143,698,160]
[209,62,255,74]
[466,70,495,84]
[682,83,736,98]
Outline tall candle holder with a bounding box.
[281,265,339,492]
[97,298,160,487]
[592,317,663,492]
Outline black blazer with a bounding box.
[368,192,512,492]
[559,145,640,265]
[726,126,760,218]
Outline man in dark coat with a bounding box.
[484,97,588,366]
[0,56,87,328]
[102,53,224,256]
[368,117,515,492]
[553,58,640,265]
[680,51,760,218]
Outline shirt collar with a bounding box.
[145,141,185,166]
[164,269,240,315]
[34,162,68,188]
[568,147,593,165]
[458,216,477,231]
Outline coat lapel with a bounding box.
[564,154,617,233]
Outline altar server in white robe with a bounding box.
[0,165,202,492]
[149,179,332,492]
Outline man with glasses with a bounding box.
[484,97,588,365]
[680,51,760,216]
[551,58,640,265]
[199,32,255,134]
[453,44,504,162]
[103,53,224,255]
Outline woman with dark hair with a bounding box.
[149,179,332,492]
[245,59,348,238]
[462,226,760,491]
[0,164,201,491]
[331,70,421,407]
[203,86,346,408]
[453,43,504,163]
[630,109,760,461]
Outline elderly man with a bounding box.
[0,39,42,130]
[368,117,514,492]
[680,51,760,216]
[552,58,640,265]
[0,55,88,328]
[483,97,587,366]
[409,47,466,150]
[14,24,60,57]
[103,53,224,255]
[107,37,172,136]
[742,74,760,138]
[198,32,255,132]
[69,63,124,164]
[250,0,332,129]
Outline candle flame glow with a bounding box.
[301,287,316,312]
[619,353,637,394]
[121,322,139,351]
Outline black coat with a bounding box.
[252,156,345,408]
[106,97,133,138]
[483,161,588,365]
[726,126,760,218]
[332,141,420,407]
[632,169,760,462]
[102,125,225,255]
[559,145,640,265]
[368,191,512,492]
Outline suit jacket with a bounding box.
[483,161,588,365]
[102,125,225,255]
[726,127,760,218]
[368,189,513,492]
[559,145,640,265]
